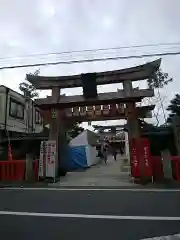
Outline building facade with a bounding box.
[0,85,44,140]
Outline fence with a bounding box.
[0,150,180,183]
[144,155,180,182]
[0,159,38,182]
[131,137,180,182]
[0,160,25,181]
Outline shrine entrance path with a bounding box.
[51,155,135,187]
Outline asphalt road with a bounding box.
[0,188,180,239]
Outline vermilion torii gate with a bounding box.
[27,58,161,177]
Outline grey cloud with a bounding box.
[0,0,180,126]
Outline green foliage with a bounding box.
[147,68,173,89]
[166,94,180,123]
[19,69,40,98]
[140,120,176,154]
[67,122,84,140]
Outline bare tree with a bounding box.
[143,68,173,125]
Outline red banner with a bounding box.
[140,138,152,177]
[131,138,140,177]
[131,138,152,177]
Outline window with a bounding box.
[9,98,24,120]
[35,110,42,124]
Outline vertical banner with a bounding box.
[38,141,45,178]
[38,141,56,179]
[140,138,152,177]
[46,140,56,178]
[131,138,140,177]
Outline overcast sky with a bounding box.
[0,0,180,128]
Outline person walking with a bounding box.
[101,142,108,164]
[111,142,117,161]
[112,148,117,161]
[120,147,124,156]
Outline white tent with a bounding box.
[70,130,88,146]
[69,130,98,166]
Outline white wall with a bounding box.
[86,146,98,166]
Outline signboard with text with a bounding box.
[38,140,56,179]
[139,138,152,177]
[131,138,140,177]
[45,141,56,178]
[131,138,152,178]
[38,141,44,178]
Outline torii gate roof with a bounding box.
[27,59,161,89]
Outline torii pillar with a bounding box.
[123,80,140,172]
[49,87,60,140]
[123,80,140,139]
[49,87,67,177]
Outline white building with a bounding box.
[0,85,44,138]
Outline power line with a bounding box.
[0,41,180,60]
[0,50,180,70]
[0,42,179,68]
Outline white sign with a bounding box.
[38,140,56,179]
[46,141,56,178]
[38,141,45,178]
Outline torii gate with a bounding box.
[27,58,161,177]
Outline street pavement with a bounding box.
[51,155,134,187]
[0,188,180,239]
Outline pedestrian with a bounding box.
[101,142,108,164]
[120,147,124,156]
[112,148,117,161]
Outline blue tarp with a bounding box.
[61,145,88,170]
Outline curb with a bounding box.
[0,182,49,189]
